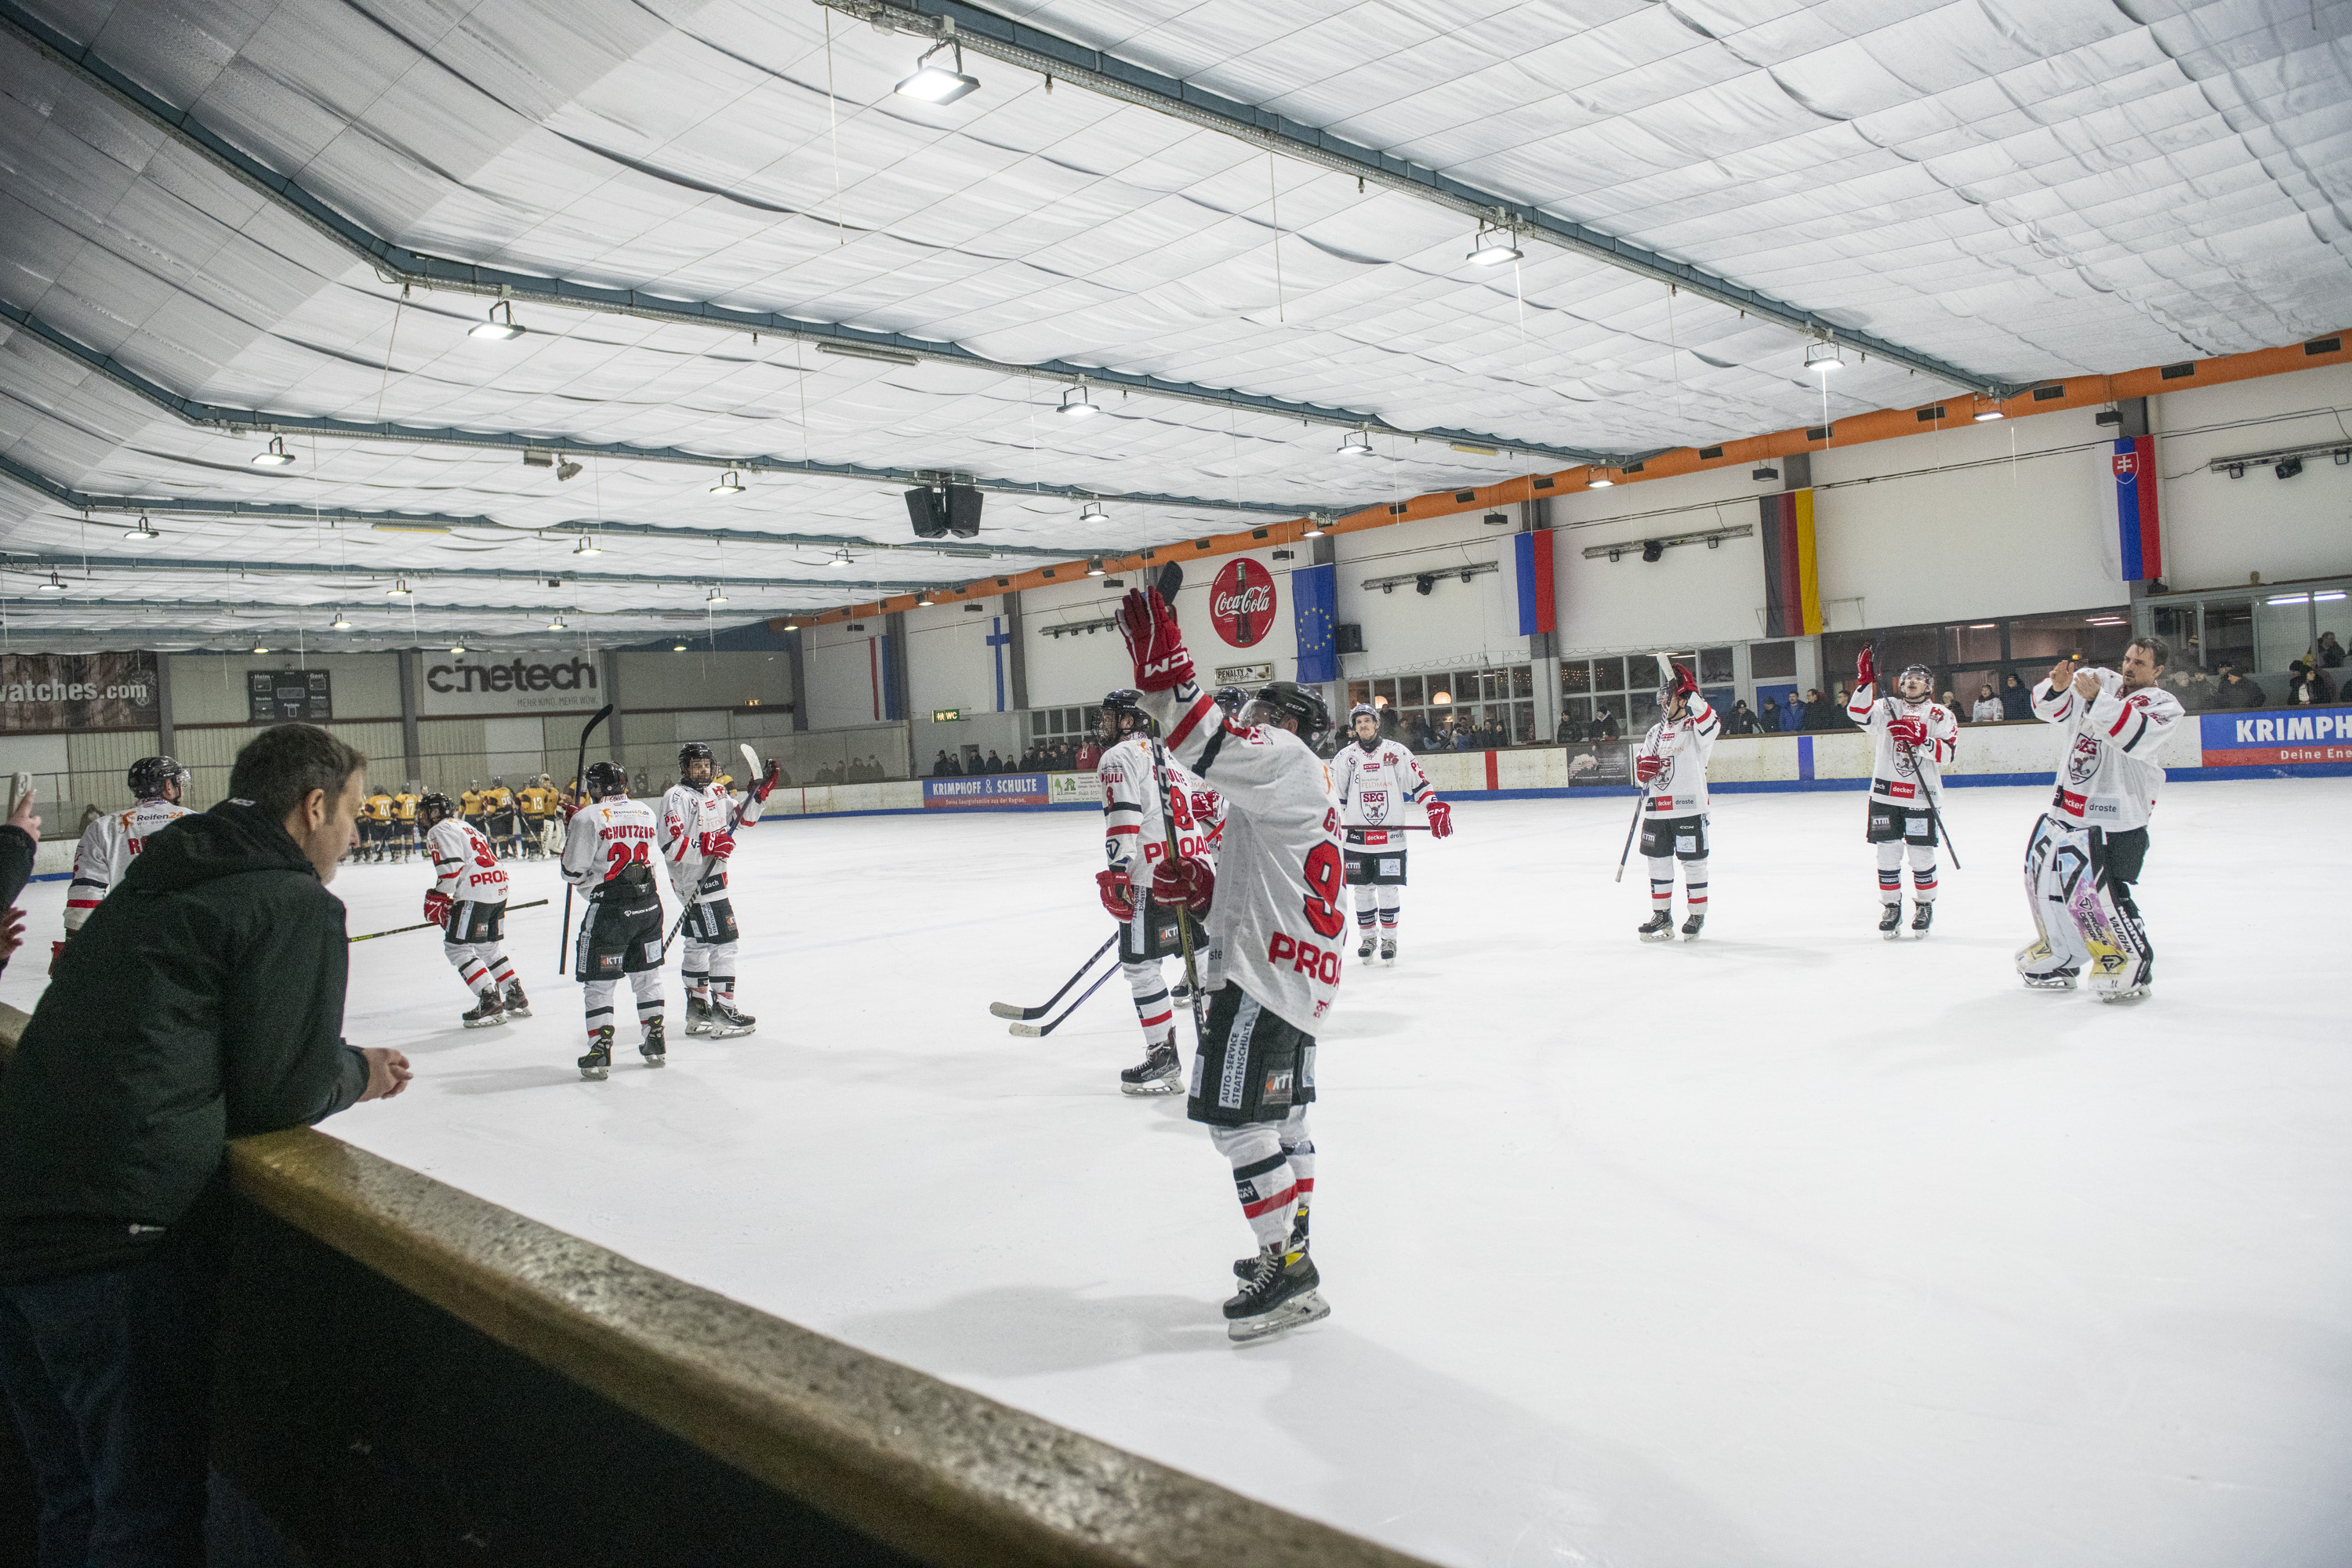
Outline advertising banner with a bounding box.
[1209,558,1279,648]
[2199,706,2352,767]
[1047,771,1094,804]
[1566,739,1632,787]
[924,772,1050,808]
[0,652,161,732]
[418,654,604,716]
[248,668,333,723]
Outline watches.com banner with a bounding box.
[0,652,161,732]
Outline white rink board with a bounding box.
[6,781,2347,1567]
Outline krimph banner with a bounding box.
[924,772,1051,808]
[0,652,160,732]
[2200,706,2352,768]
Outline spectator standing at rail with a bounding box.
[2000,672,2033,720]
[1971,683,2002,722]
[1723,699,1762,736]
[2286,659,2334,705]
[2318,630,2344,669]
[2216,666,2266,708]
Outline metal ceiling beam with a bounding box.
[0,2,1619,466]
[0,550,937,596]
[820,0,2011,398]
[0,302,1327,518]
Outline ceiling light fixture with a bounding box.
[1079,501,1109,524]
[1338,428,1375,459]
[1058,382,1099,419]
[895,39,979,104]
[330,608,352,630]
[573,535,601,556]
[469,300,525,340]
[829,549,853,570]
[37,571,66,593]
[914,589,934,607]
[673,640,689,652]
[252,640,269,655]
[546,612,567,631]
[710,469,746,495]
[123,515,159,541]
[1588,469,1617,489]
[782,617,801,631]
[707,585,728,604]
[1467,223,1523,267]
[556,459,583,482]
[1302,516,1328,538]
[1804,340,1844,375]
[1086,557,1105,576]
[386,577,412,597]
[450,639,466,654]
[1751,465,1780,481]
[1972,398,2005,423]
[250,435,296,467]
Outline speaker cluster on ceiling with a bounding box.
[905,482,983,539]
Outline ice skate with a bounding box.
[1878,902,1904,939]
[1356,930,1377,962]
[684,994,714,1036]
[2020,955,2080,989]
[1120,1039,1181,1095]
[639,1018,668,1067]
[1225,1244,1329,1344]
[459,993,506,1029]
[2093,960,2151,1004]
[707,999,757,1039]
[578,1026,614,1080]
[1680,911,1705,941]
[1378,936,1397,966]
[1236,1204,1308,1278]
[1636,910,1675,942]
[1909,902,1934,938]
[1171,978,1191,1001]
[501,982,531,1018]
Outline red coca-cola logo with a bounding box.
[1209,558,1278,648]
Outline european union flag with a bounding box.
[1293,562,1337,684]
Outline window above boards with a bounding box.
[1345,665,1537,752]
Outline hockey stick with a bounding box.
[350,898,547,943]
[1005,959,1123,1038]
[1143,560,1207,1044]
[1898,739,1962,869]
[990,932,1119,1020]
[1612,786,1647,883]
[660,742,768,957]
[555,703,615,972]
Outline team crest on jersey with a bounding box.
[2067,732,2101,786]
[1359,787,1388,825]
[1650,753,1676,786]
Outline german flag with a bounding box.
[1759,489,1820,637]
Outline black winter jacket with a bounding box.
[0,800,366,1282]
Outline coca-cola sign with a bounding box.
[1209,558,1278,648]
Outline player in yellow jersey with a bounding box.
[481,778,517,859]
[361,786,395,864]
[392,782,423,863]
[516,775,556,859]
[460,782,485,837]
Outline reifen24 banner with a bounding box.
[0,652,161,732]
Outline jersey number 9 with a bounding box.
[1301,840,1346,938]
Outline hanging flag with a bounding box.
[1513,530,1555,637]
[2113,436,2161,581]
[1758,489,1821,637]
[1292,562,1337,684]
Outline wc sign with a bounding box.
[2200,706,2352,767]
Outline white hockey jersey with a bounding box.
[1097,735,1220,873]
[560,796,663,893]
[426,817,509,906]
[1846,684,1960,805]
[658,781,764,900]
[1334,735,1435,848]
[1140,684,1344,1033]
[65,797,192,932]
[2033,671,2183,832]
[1636,694,1721,817]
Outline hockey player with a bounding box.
[517,775,555,858]
[659,742,782,1039]
[361,784,395,862]
[391,781,422,863]
[481,777,517,858]
[1333,702,1453,964]
[1094,690,1221,1095]
[560,761,668,1079]
[2018,638,2183,1000]
[1632,656,1720,941]
[1116,584,1341,1344]
[460,781,486,837]
[1846,649,1961,937]
[419,791,528,1027]
[58,756,192,970]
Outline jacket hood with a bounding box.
[121,799,318,894]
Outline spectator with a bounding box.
[2165,666,2216,713]
[2286,660,2334,706]
[1801,688,1841,730]
[2216,666,2266,708]
[866,754,884,781]
[2318,630,2344,669]
[983,750,1004,773]
[0,724,409,1566]
[1075,737,1102,771]
[1585,710,1620,743]
[1778,690,1804,731]
[1999,671,2033,720]
[78,801,103,833]
[1756,699,1780,733]
[1970,683,2002,723]
[1939,689,1959,714]
[1723,700,1761,736]
[931,750,956,777]
[0,782,38,976]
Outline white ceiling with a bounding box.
[0,0,2344,648]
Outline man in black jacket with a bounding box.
[0,723,410,1567]
[0,782,39,974]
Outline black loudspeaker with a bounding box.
[905,487,947,539]
[946,483,983,538]
[1335,622,1364,655]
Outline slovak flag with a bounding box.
[2113,436,2161,582]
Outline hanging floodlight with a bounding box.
[1338,428,1375,459]
[1467,223,1522,266]
[1804,340,1844,375]
[385,577,412,597]
[829,549,853,569]
[556,459,583,482]
[252,639,269,655]
[673,640,689,652]
[1302,515,1328,538]
[914,589,935,607]
[782,617,801,631]
[250,434,296,467]
[1058,382,1100,419]
[1588,468,1617,488]
[709,469,746,495]
[546,612,567,631]
[573,535,602,556]
[449,638,467,654]
[1971,397,2005,423]
[707,585,729,605]
[37,571,66,593]
[1079,501,1109,524]
[895,40,979,103]
[122,515,159,541]
[469,300,525,340]
[330,608,352,630]
[1086,557,1106,576]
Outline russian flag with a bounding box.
[2114,436,2161,581]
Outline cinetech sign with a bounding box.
[2201,706,2352,767]
[420,656,601,715]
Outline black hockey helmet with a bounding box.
[127,755,187,801]
[1247,681,1331,739]
[583,760,630,800]
[417,791,456,828]
[679,740,715,779]
[1212,686,1250,718]
[1896,662,1934,695]
[1099,688,1152,739]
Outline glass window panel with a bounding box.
[1945,622,2002,665]
[1428,681,1455,706]
[1513,701,1535,742]
[1457,672,1480,704]
[1592,656,1626,693]
[1627,653,1659,691]
[2009,608,2128,664]
[1347,680,1371,710]
[1595,695,1628,730]
[1399,673,1424,706]
[1629,692,1662,732]
[1750,640,1797,679]
[1560,695,1592,724]
[1559,662,1592,696]
[2255,593,2315,676]
[1697,648,1731,684]
[2201,601,2255,682]
[2312,591,2351,677]
[2149,605,2201,671]
[1512,665,1534,699]
[1374,678,1398,707]
[1702,686,1734,716]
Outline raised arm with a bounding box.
[2085,680,2183,757]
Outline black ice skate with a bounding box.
[1224,1244,1329,1344]
[1910,902,1934,938]
[578,1026,614,1080]
[640,1018,668,1067]
[460,993,507,1029]
[684,994,714,1036]
[1236,1202,1309,1279]
[1636,910,1675,942]
[1878,902,1904,939]
[707,999,757,1039]
[1171,978,1192,1001]
[1680,911,1706,941]
[501,982,531,1018]
[1120,1039,1182,1096]
[1379,936,1397,966]
[1356,930,1377,962]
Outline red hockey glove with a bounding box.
[1857,644,1878,691]
[702,830,736,860]
[49,938,67,977]
[753,760,781,802]
[1150,855,1215,916]
[1115,588,1195,693]
[423,890,455,927]
[1888,714,1928,750]
[1096,867,1135,920]
[1634,753,1664,785]
[1425,798,1454,839]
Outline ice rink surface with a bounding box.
[8,779,2347,1566]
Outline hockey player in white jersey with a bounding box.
[1333,704,1453,964]
[1094,689,1221,1095]
[1116,583,1341,1344]
[56,756,192,972]
[1632,657,1720,941]
[2019,637,2183,1000]
[561,760,669,1079]
[420,791,529,1028]
[1846,648,1962,938]
[659,741,780,1040]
